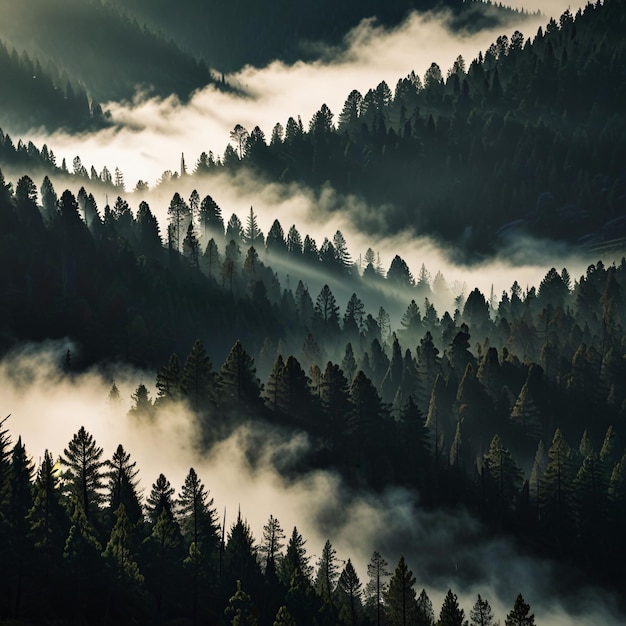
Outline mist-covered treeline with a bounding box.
[194,1,625,256]
[0,414,544,625]
[0,0,225,128]
[0,40,108,134]
[1,169,626,604]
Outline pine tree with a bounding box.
[484,435,523,514]
[258,514,285,576]
[244,206,263,246]
[63,497,104,621]
[416,589,435,626]
[146,473,176,524]
[167,192,191,253]
[504,594,534,626]
[384,555,417,626]
[155,353,182,404]
[314,539,339,606]
[365,551,390,626]
[102,503,144,585]
[128,383,153,419]
[219,340,261,407]
[178,468,219,624]
[224,513,261,593]
[62,426,106,524]
[279,526,312,586]
[540,428,575,535]
[337,558,362,625]
[6,437,35,617]
[182,339,215,412]
[438,589,465,626]
[469,594,497,626]
[105,444,143,526]
[341,343,358,383]
[225,580,258,625]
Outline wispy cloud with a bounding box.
[30,8,561,188]
[2,338,624,625]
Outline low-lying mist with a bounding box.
[26,7,559,188]
[2,340,624,625]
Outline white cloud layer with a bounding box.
[28,6,576,188]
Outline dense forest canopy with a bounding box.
[1,1,625,624]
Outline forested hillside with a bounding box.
[0,0,223,131]
[1,168,625,617]
[0,415,544,625]
[204,1,625,256]
[1,1,626,625]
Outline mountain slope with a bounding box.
[206,0,626,257]
[112,0,533,71]
[0,0,221,107]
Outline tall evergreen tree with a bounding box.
[469,594,497,626]
[314,539,339,607]
[504,594,534,626]
[438,589,465,626]
[336,558,362,626]
[182,339,215,412]
[61,426,106,525]
[279,526,312,586]
[384,555,417,626]
[365,551,390,626]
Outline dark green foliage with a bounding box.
[181,339,216,413]
[336,558,362,625]
[61,426,106,525]
[470,594,497,626]
[219,340,262,408]
[365,551,390,626]
[105,444,143,526]
[384,555,417,626]
[223,513,262,597]
[279,526,312,587]
[225,579,258,625]
[504,593,535,626]
[438,589,465,626]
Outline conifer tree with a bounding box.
[219,340,261,406]
[62,426,106,524]
[105,444,143,526]
[225,579,258,625]
[385,555,417,626]
[6,437,35,617]
[365,551,390,626]
[484,435,523,514]
[314,539,339,606]
[504,594,534,626]
[102,503,144,585]
[182,339,215,412]
[470,594,497,626]
[337,558,362,625]
[279,526,312,586]
[146,473,176,524]
[416,588,435,626]
[155,353,182,404]
[438,589,465,626]
[224,513,261,593]
[258,514,285,576]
